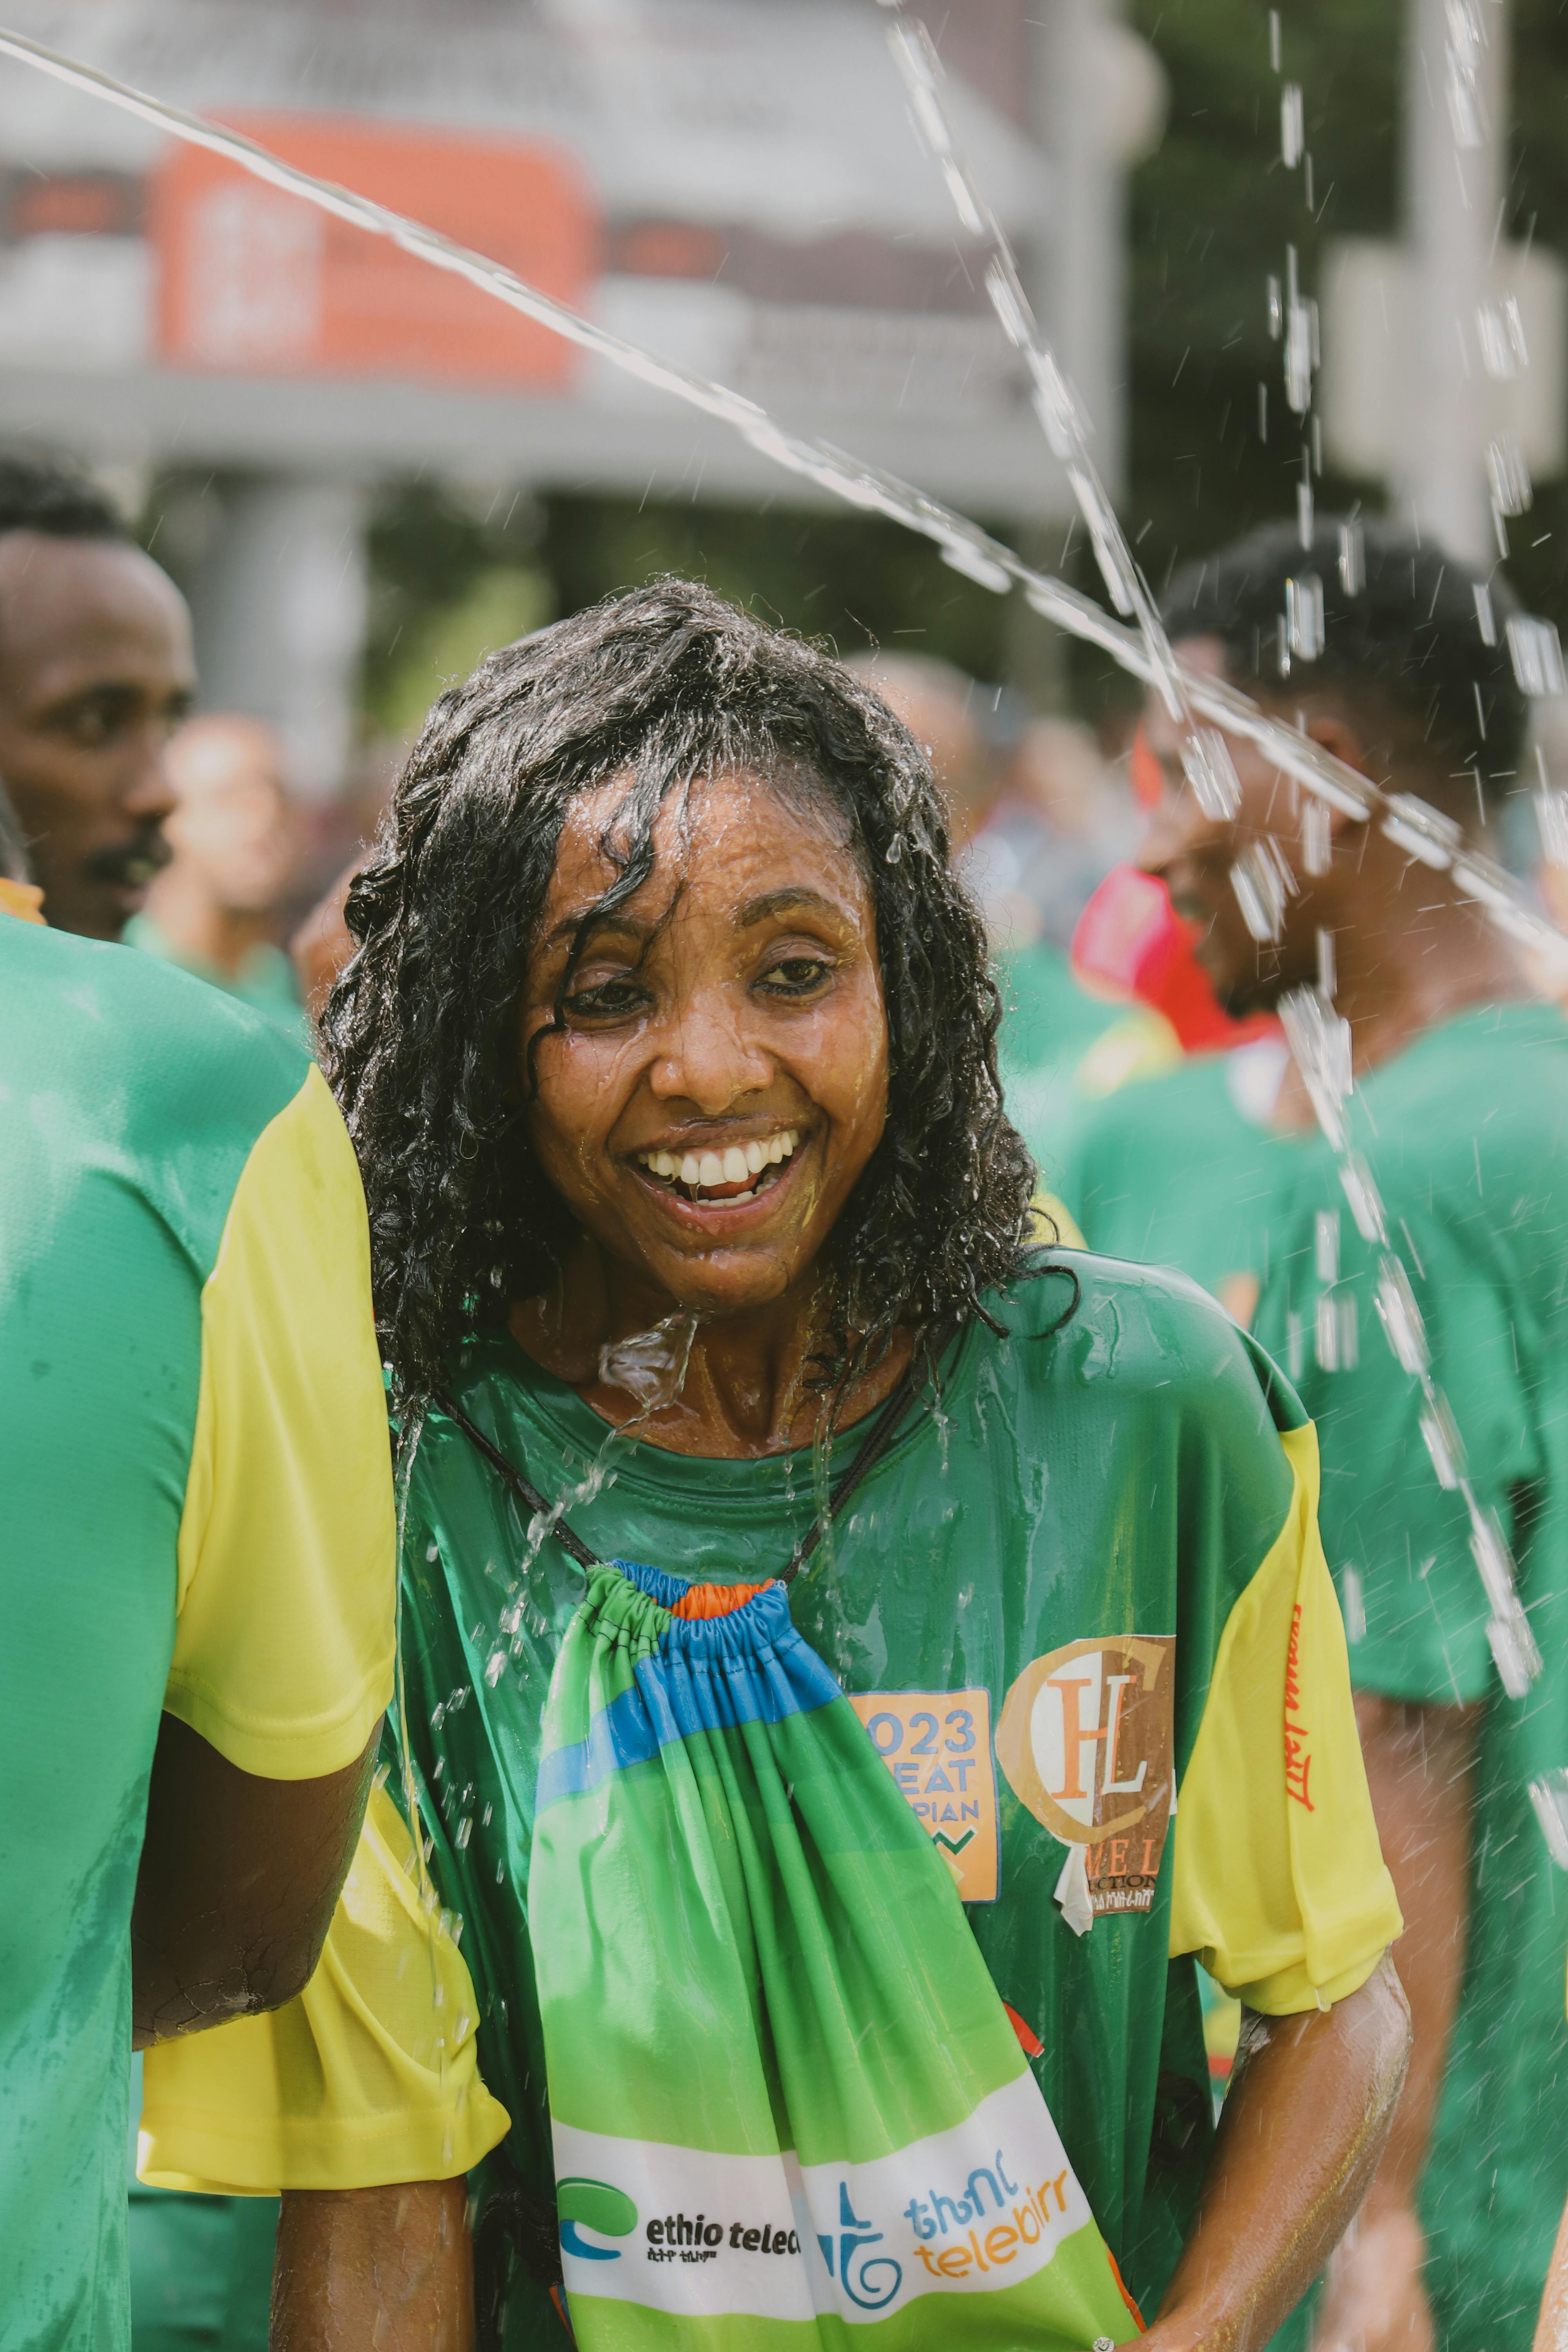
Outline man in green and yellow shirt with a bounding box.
[1052,517,1568,2352]
[1,911,398,2348]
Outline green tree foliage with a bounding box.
[1125,0,1397,585]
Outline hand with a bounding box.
[1310,2202,1433,2352]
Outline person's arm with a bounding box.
[271,2180,474,2352]
[1307,1693,1481,2352]
[1535,2188,1568,2352]
[1147,1954,1410,2352]
[132,1713,380,2048]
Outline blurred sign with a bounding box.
[1321,237,1567,482]
[149,114,599,388]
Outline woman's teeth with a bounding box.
[637,1129,800,1203]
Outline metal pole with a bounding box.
[1397,0,1510,565]
[1036,0,1126,500]
[1007,0,1128,708]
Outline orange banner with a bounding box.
[149,113,599,389]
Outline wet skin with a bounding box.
[511,771,907,1455]
[0,532,195,938]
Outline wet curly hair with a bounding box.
[321,579,1038,1401]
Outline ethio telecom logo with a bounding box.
[558,2176,638,2261]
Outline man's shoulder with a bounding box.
[1364,1001,1568,1198]
[2,923,314,1257]
[5,920,309,1110]
[1066,1043,1246,1149]
[1049,1044,1265,1224]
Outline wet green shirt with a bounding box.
[1056,1004,1568,2352]
[145,1254,1400,2343]
[358,1258,1394,2339]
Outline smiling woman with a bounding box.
[141,582,1408,2352]
[323,578,1030,1439]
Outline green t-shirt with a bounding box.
[1055,1004,1568,2352]
[997,944,1178,1175]
[123,911,309,1052]
[0,919,394,2351]
[387,1258,1396,2341]
[127,2051,275,2352]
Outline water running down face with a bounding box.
[519,771,891,1324]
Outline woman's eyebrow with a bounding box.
[734,887,846,930]
[544,909,652,949]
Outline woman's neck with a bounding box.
[508,1239,914,1459]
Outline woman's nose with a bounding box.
[648,993,772,1112]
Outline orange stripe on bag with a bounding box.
[668,1579,773,1621]
[1107,2245,1147,2330]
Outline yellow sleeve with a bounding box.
[167,1063,396,1779]
[1169,1421,1403,2013]
[138,1782,512,2191]
[1028,1188,1086,1249]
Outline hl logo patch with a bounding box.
[996,1637,1176,1917]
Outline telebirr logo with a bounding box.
[818,2182,902,2311]
[558,2177,638,2261]
[996,1636,1176,1916]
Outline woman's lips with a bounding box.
[629,1137,808,1227]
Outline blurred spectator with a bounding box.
[849,650,1133,949]
[853,650,1171,1182]
[0,452,192,938]
[979,713,1138,951]
[290,855,361,1026]
[127,717,307,1047]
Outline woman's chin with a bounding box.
[631,1244,801,1322]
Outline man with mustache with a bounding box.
[0,452,192,937]
[1051,519,1568,2352]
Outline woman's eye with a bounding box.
[758,956,832,996]
[564,977,647,1019]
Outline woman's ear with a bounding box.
[1302,707,1378,785]
[1301,708,1381,848]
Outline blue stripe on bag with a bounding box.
[535,1570,841,1814]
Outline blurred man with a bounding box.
[127,716,307,1047]
[1,904,397,2347]
[0,453,192,936]
[853,651,1169,1164]
[1054,520,1568,2352]
[850,649,1132,939]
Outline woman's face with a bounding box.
[520,770,889,1321]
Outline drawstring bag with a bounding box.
[531,1558,1144,2350]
